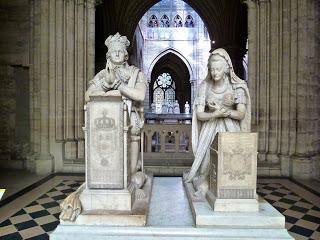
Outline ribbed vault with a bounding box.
[95,0,247,77]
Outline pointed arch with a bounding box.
[147,48,195,82]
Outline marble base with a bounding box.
[50,225,294,240]
[62,175,153,227]
[210,198,259,212]
[206,191,259,212]
[184,182,289,230]
[80,187,134,212]
[51,177,293,240]
[61,210,146,227]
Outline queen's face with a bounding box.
[209,59,226,82]
[109,47,126,64]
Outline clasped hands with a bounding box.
[207,102,231,118]
[207,93,235,118]
[102,60,122,91]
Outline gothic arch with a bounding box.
[149,50,192,112]
[147,48,195,82]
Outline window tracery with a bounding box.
[173,15,183,27]
[184,15,194,27]
[148,14,159,27]
[160,15,170,27]
[153,73,176,112]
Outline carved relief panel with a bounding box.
[87,98,124,189]
[215,133,258,199]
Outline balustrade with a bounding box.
[143,123,193,175]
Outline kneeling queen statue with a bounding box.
[184,48,251,197]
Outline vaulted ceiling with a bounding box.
[95,0,248,76]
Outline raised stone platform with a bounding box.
[51,177,293,240]
[51,225,294,240]
[61,175,153,227]
[185,182,286,228]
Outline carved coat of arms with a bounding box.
[94,111,117,167]
[222,148,252,180]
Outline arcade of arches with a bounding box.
[0,0,319,182]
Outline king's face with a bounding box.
[110,47,126,65]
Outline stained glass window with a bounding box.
[148,15,159,27]
[165,88,175,103]
[173,15,183,27]
[153,73,176,113]
[185,15,194,27]
[160,15,170,27]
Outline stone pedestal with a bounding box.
[51,177,293,240]
[62,175,153,227]
[207,133,259,212]
[80,93,135,212]
[53,91,152,231]
[184,133,292,239]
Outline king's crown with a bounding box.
[95,111,115,130]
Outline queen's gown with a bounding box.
[185,48,251,183]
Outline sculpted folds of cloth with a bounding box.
[184,48,251,198]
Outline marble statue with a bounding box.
[85,33,147,184]
[161,101,168,113]
[59,33,149,222]
[151,102,156,113]
[184,101,190,114]
[183,48,251,197]
[173,100,180,114]
[168,102,174,114]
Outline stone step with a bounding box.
[51,225,293,239]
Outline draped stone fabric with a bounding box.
[186,48,251,182]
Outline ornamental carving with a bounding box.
[222,148,252,180]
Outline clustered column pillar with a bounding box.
[246,0,320,179]
[29,0,95,174]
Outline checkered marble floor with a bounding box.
[257,181,320,240]
[0,177,319,240]
[0,180,83,240]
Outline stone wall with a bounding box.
[28,0,95,174]
[247,0,320,179]
[0,1,30,168]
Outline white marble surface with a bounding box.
[51,225,294,240]
[147,177,194,227]
[51,177,293,239]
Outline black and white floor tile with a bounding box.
[0,177,319,240]
[0,180,82,240]
[257,182,320,240]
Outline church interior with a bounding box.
[0,0,319,239]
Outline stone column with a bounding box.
[144,80,151,113]
[291,0,320,179]
[29,0,95,174]
[246,0,320,178]
[190,79,197,110]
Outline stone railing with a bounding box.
[143,123,193,176]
